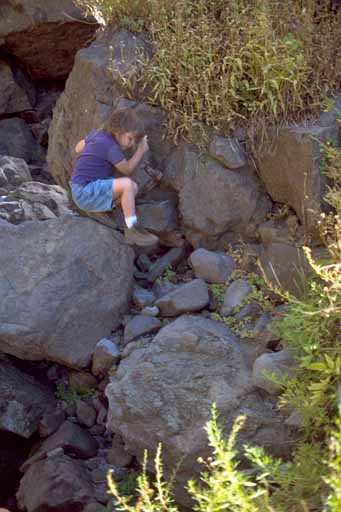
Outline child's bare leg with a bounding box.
[112,178,138,220]
[113,177,158,246]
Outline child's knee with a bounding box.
[124,178,138,195]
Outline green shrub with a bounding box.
[107,405,341,512]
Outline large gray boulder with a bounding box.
[47,28,153,190]
[0,360,57,438]
[256,99,341,235]
[0,0,98,79]
[106,315,295,505]
[0,216,134,368]
[164,146,271,247]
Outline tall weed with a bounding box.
[76,0,341,141]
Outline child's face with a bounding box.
[116,131,137,150]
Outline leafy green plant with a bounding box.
[55,382,95,403]
[209,284,225,307]
[155,265,177,285]
[324,418,341,511]
[117,471,139,498]
[108,444,179,512]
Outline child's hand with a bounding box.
[139,135,149,154]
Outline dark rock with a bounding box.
[89,425,106,437]
[234,300,262,321]
[209,135,247,169]
[0,60,31,114]
[258,219,302,245]
[0,156,31,191]
[189,248,236,283]
[106,436,133,467]
[136,253,152,272]
[146,246,187,283]
[132,286,156,308]
[76,401,97,428]
[0,216,134,368]
[0,360,57,438]
[137,199,178,235]
[17,454,96,512]
[152,280,178,299]
[22,420,98,471]
[0,1,99,80]
[96,406,107,426]
[69,371,97,393]
[252,349,295,395]
[0,118,45,163]
[92,338,120,377]
[255,112,340,235]
[141,306,159,317]
[259,242,311,297]
[8,181,74,216]
[221,279,252,316]
[155,279,209,317]
[124,315,162,345]
[0,198,56,224]
[38,406,66,438]
[164,146,270,247]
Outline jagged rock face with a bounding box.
[0,360,57,438]
[0,181,74,223]
[0,155,31,194]
[47,28,154,190]
[259,242,311,297]
[17,454,97,512]
[0,0,99,79]
[106,315,295,506]
[0,118,46,163]
[0,216,134,368]
[255,100,341,235]
[0,60,31,114]
[164,145,271,247]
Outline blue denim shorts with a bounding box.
[69,178,115,212]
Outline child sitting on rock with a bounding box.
[70,108,159,247]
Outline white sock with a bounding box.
[125,215,137,229]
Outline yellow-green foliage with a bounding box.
[320,141,341,214]
[324,419,341,511]
[76,0,340,140]
[107,406,341,512]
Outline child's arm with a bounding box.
[75,139,85,154]
[115,136,149,176]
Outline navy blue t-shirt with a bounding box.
[71,130,125,185]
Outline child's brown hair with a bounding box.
[101,108,145,141]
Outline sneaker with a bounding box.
[124,224,159,247]
[87,211,115,229]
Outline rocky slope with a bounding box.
[0,3,340,511]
